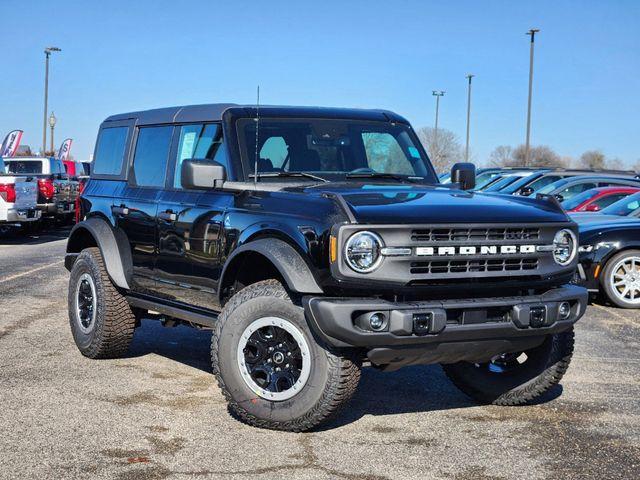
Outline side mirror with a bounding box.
[585,204,600,212]
[519,186,534,196]
[450,163,476,191]
[554,194,564,203]
[181,159,226,189]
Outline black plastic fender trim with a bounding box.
[65,217,132,290]
[219,237,324,303]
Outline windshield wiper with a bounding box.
[345,172,422,183]
[249,171,329,183]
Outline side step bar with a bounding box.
[126,296,218,328]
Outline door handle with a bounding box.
[112,205,129,216]
[158,210,177,222]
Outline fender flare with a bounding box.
[219,237,323,302]
[66,217,132,290]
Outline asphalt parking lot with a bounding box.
[0,229,638,480]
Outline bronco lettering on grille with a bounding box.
[415,245,537,256]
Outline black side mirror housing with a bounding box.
[519,186,534,196]
[181,159,226,189]
[450,163,476,190]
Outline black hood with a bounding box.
[298,183,569,224]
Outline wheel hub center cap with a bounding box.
[273,351,285,364]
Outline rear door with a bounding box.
[115,125,174,293]
[154,123,233,310]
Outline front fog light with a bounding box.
[344,231,383,273]
[369,313,385,331]
[558,302,571,319]
[553,229,577,266]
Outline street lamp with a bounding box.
[465,75,474,162]
[49,112,57,155]
[432,90,445,162]
[524,29,539,166]
[43,47,61,156]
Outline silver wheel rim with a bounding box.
[610,256,640,305]
[75,273,97,334]
[237,316,311,401]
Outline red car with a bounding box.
[561,186,640,212]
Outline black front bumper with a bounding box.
[303,284,588,369]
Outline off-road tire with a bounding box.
[68,247,136,359]
[442,328,574,405]
[601,249,640,309]
[211,279,361,431]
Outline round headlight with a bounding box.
[344,231,383,273]
[553,229,577,266]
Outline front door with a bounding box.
[153,123,233,310]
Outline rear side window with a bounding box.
[93,127,129,176]
[132,126,173,187]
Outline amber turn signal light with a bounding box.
[330,235,337,263]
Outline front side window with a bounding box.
[132,126,173,187]
[93,127,129,176]
[174,124,224,188]
[237,118,436,183]
[560,182,597,200]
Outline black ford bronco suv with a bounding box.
[65,104,588,431]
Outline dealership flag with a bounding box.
[1,130,23,157]
[57,138,73,161]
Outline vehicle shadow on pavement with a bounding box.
[0,225,72,245]
[127,319,563,428]
[127,319,213,372]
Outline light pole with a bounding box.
[465,74,474,162]
[43,47,61,156]
[49,112,57,155]
[524,29,539,166]
[432,90,445,162]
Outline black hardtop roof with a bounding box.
[102,103,409,126]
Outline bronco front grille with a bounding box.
[410,257,539,275]
[411,227,540,242]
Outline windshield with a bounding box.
[474,171,503,190]
[5,160,42,174]
[483,175,526,192]
[601,192,640,216]
[237,118,438,183]
[537,178,569,195]
[560,189,599,210]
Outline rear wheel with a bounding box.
[211,280,361,431]
[601,250,640,308]
[442,329,574,405]
[68,247,136,358]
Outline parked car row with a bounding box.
[0,156,91,234]
[442,166,640,308]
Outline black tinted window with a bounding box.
[174,124,224,188]
[5,160,42,174]
[93,127,129,176]
[133,126,173,187]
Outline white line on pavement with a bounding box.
[0,260,65,284]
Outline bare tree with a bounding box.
[488,146,513,167]
[489,144,564,168]
[578,150,606,170]
[416,126,463,173]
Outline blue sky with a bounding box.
[1,0,639,166]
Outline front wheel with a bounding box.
[211,280,361,431]
[442,329,574,405]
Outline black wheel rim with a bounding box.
[237,317,311,401]
[75,273,96,333]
